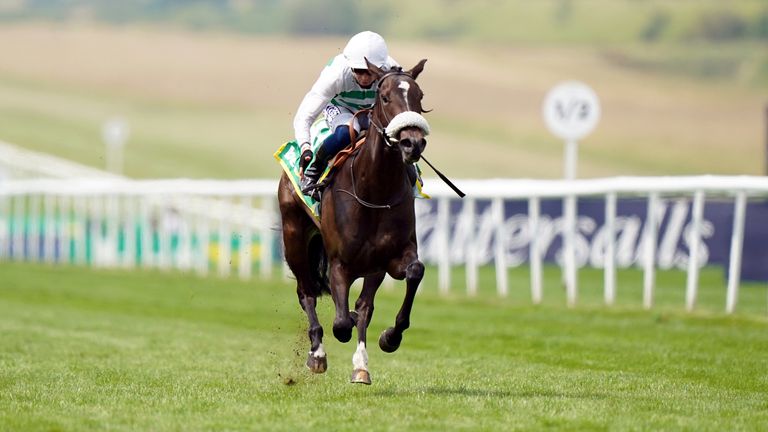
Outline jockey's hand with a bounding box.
[298,143,313,176]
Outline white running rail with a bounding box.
[420,176,768,314]
[2,175,767,314]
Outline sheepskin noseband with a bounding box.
[385,111,430,142]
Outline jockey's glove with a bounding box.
[299,142,313,175]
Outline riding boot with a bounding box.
[300,144,332,200]
[300,126,352,199]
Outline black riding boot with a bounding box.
[300,144,332,200]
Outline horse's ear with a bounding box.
[364,57,385,80]
[408,59,427,80]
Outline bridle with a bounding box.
[338,69,418,209]
[369,69,416,147]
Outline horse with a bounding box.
[277,58,430,385]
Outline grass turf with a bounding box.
[1,262,766,431]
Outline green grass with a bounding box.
[1,262,766,431]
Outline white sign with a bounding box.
[102,117,130,149]
[102,117,130,174]
[542,81,601,141]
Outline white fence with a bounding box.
[422,176,768,314]
[0,139,123,180]
[1,175,767,314]
[0,179,278,280]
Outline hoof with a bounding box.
[378,327,402,353]
[306,354,327,374]
[333,317,355,343]
[350,369,371,385]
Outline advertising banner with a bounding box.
[415,197,768,281]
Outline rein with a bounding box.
[337,151,409,210]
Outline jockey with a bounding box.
[294,31,399,198]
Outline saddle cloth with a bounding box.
[274,140,323,218]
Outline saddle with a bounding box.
[309,109,372,195]
[273,114,369,219]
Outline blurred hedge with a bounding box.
[1,0,768,44]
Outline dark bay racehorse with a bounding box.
[277,59,429,384]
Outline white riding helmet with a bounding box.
[343,31,389,70]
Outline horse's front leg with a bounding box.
[380,249,424,353]
[350,272,385,385]
[329,261,355,343]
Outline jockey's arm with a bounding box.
[293,62,343,150]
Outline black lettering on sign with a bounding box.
[579,103,590,120]
[556,99,590,121]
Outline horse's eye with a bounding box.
[381,95,390,104]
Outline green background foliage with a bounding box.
[4,0,768,44]
[0,0,766,179]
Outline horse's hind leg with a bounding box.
[279,177,327,373]
[350,272,385,385]
[296,289,326,373]
[302,235,330,372]
[380,251,424,353]
[287,254,327,373]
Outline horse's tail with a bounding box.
[307,232,331,296]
